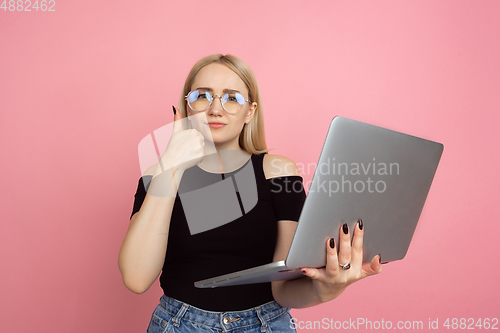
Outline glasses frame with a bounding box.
[185,90,251,115]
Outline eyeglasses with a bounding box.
[185,89,250,115]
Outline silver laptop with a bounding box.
[195,116,443,288]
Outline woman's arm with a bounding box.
[271,221,324,308]
[118,166,182,294]
[265,154,382,308]
[264,154,321,307]
[118,109,205,294]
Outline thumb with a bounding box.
[172,105,184,132]
[300,267,324,280]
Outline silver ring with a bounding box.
[339,262,351,270]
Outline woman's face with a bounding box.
[187,63,257,151]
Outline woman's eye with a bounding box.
[199,94,208,99]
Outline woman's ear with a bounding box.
[245,102,258,124]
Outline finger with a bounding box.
[172,106,184,132]
[325,237,340,278]
[338,223,351,269]
[360,255,382,279]
[190,128,206,146]
[351,219,364,268]
[301,267,324,280]
[198,131,206,148]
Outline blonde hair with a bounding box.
[178,54,269,154]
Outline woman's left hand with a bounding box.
[300,220,383,303]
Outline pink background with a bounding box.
[1,0,499,332]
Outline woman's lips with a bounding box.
[208,122,226,128]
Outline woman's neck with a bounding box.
[198,148,252,174]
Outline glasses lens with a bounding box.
[223,92,247,114]
[188,89,211,111]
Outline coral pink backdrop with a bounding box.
[1,0,499,332]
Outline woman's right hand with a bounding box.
[155,106,206,176]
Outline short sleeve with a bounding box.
[130,175,152,219]
[267,176,306,222]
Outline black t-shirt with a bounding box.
[130,153,306,311]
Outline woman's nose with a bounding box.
[208,95,224,115]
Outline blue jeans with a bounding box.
[146,295,297,333]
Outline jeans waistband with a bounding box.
[159,295,290,332]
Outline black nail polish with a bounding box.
[172,105,176,115]
[358,219,363,230]
[379,254,382,264]
[342,223,349,234]
[329,238,335,249]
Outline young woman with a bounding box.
[118,54,382,332]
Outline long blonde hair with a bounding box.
[178,54,269,154]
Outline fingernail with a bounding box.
[172,105,176,115]
[378,254,382,264]
[358,219,363,230]
[329,238,335,249]
[342,223,349,234]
